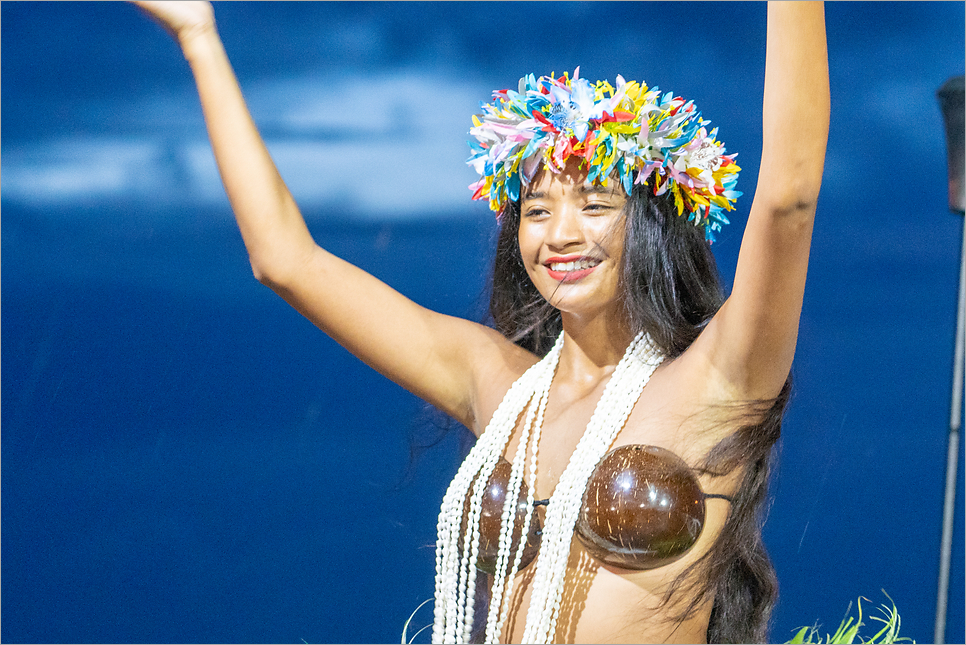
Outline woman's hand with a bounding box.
[131,1,215,46]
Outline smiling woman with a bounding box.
[466,75,790,642]
[114,1,828,642]
[517,165,628,314]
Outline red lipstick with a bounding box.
[544,255,601,283]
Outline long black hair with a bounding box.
[487,180,788,643]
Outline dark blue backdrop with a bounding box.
[3,2,964,643]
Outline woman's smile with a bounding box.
[544,254,603,282]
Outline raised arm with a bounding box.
[131,2,528,428]
[698,0,830,399]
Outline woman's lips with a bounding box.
[544,255,602,282]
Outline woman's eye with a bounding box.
[523,208,548,218]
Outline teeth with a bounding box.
[550,258,600,272]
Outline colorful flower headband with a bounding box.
[467,69,741,242]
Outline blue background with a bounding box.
[3,2,964,643]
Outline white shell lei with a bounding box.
[431,331,662,643]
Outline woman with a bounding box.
[133,1,829,642]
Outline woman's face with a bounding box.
[517,161,627,318]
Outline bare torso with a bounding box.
[474,340,745,644]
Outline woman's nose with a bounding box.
[546,208,582,249]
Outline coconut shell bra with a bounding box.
[463,444,732,573]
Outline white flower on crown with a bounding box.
[690,139,723,173]
[545,75,606,141]
[674,137,724,187]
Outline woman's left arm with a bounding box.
[700,0,830,400]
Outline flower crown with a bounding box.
[467,69,741,242]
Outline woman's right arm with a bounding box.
[133,2,531,429]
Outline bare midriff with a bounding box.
[497,537,718,644]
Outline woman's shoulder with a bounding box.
[662,312,784,403]
[618,340,754,457]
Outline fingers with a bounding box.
[129,1,215,42]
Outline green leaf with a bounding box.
[837,622,861,644]
[783,592,914,645]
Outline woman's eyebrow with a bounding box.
[578,182,619,196]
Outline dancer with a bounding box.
[132,1,829,642]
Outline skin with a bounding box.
[517,165,628,328]
[129,2,830,642]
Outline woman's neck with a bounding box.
[556,311,634,385]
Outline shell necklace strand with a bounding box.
[432,330,662,644]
